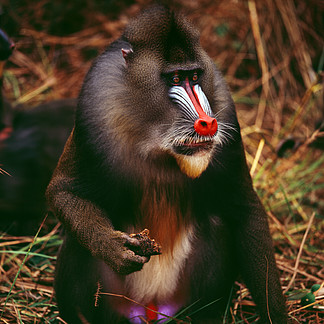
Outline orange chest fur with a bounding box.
[138,183,190,252]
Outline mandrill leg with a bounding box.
[55,234,128,323]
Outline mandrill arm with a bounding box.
[220,163,287,323]
[234,198,288,323]
[210,139,287,323]
[46,132,148,275]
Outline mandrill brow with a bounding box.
[46,4,287,324]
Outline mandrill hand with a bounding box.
[97,230,150,275]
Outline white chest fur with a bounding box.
[125,225,194,305]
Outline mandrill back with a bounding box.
[46,5,287,324]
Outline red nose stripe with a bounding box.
[184,78,206,119]
[184,78,217,136]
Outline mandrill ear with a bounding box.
[121,48,134,64]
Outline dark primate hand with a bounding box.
[101,231,150,275]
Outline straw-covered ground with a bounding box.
[0,0,323,323]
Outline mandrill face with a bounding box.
[121,47,231,179]
[163,68,219,178]
[78,8,236,180]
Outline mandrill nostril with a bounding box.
[194,116,218,136]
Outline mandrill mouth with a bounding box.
[172,137,215,155]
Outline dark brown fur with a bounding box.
[46,6,287,323]
[0,99,75,234]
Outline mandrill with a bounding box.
[46,5,287,324]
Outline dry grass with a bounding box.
[1,0,324,323]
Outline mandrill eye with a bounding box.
[171,74,180,85]
[192,72,198,82]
